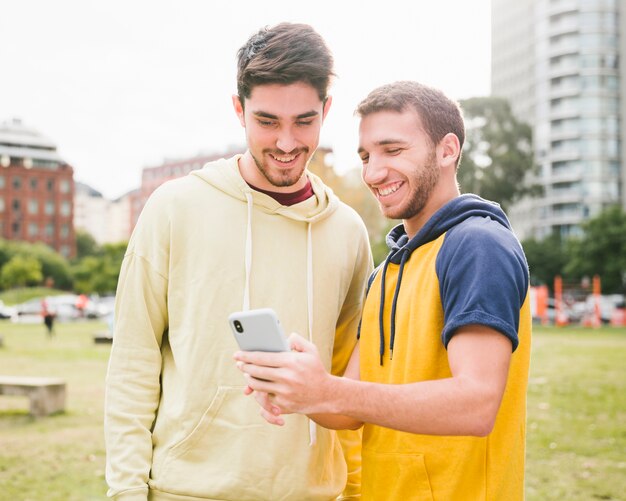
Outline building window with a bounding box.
[28,223,38,237]
[13,177,22,189]
[60,245,70,258]
[0,175,4,188]
[47,179,54,191]
[12,199,20,211]
[0,197,4,212]
[60,224,69,238]
[12,222,21,236]
[30,178,38,190]
[60,201,71,216]
[45,224,54,237]
[59,180,70,194]
[28,199,38,214]
[45,200,55,215]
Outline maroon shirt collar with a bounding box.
[247,179,314,206]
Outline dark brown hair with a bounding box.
[236,23,334,103]
[356,81,465,163]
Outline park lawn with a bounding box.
[525,326,626,501]
[0,322,625,500]
[0,320,110,501]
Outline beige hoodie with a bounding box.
[105,155,373,500]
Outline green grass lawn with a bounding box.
[0,322,624,500]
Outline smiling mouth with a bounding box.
[376,181,403,197]
[269,152,300,164]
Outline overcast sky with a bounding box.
[1,0,491,200]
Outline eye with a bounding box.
[359,154,369,164]
[386,148,402,155]
[296,120,314,127]
[257,119,277,127]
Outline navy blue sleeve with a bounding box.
[436,217,529,351]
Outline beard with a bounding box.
[384,150,440,220]
[251,148,309,188]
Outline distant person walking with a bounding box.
[41,298,55,337]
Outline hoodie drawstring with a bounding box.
[242,192,253,311]
[378,254,393,365]
[389,249,410,361]
[378,248,410,365]
[306,222,317,446]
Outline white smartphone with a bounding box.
[228,308,289,352]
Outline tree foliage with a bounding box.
[565,205,626,293]
[523,206,626,294]
[0,255,43,288]
[0,239,73,290]
[459,97,540,212]
[72,242,127,294]
[522,234,571,288]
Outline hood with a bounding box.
[190,154,339,224]
[385,194,512,263]
[373,194,512,365]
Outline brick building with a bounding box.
[0,119,76,258]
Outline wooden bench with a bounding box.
[0,376,66,416]
[93,331,113,344]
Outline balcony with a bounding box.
[550,84,581,100]
[549,19,579,38]
[549,168,583,184]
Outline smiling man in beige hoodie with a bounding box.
[104,23,373,501]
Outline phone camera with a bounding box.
[234,320,244,333]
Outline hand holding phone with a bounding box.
[228,308,289,352]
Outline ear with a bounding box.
[232,95,246,127]
[438,132,461,169]
[322,95,333,121]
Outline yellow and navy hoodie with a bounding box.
[359,194,531,501]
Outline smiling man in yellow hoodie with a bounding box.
[104,23,373,501]
[236,81,531,501]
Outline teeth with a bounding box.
[271,154,297,163]
[378,182,402,196]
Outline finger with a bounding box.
[243,385,253,396]
[260,406,285,426]
[287,333,316,354]
[244,373,278,393]
[240,363,282,383]
[233,350,287,368]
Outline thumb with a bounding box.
[287,332,316,353]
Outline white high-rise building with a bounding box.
[492,0,624,240]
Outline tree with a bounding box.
[565,205,626,294]
[459,97,540,212]
[0,239,73,290]
[75,230,101,260]
[522,234,571,289]
[72,242,127,294]
[0,255,43,288]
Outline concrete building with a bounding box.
[492,0,624,240]
[0,118,76,257]
[74,182,135,244]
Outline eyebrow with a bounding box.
[252,110,320,120]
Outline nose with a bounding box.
[362,155,387,186]
[276,127,298,153]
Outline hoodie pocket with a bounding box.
[362,451,434,501]
[154,386,272,498]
